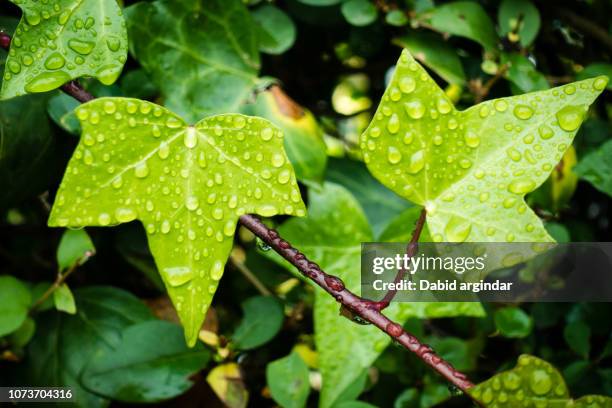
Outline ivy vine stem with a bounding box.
[366,208,427,312]
[0,34,476,396]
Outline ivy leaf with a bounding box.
[241,87,328,182]
[56,229,95,271]
[252,4,297,55]
[468,354,612,407]
[267,182,482,408]
[423,2,498,51]
[48,97,305,345]
[341,0,378,27]
[53,283,77,315]
[360,50,607,244]
[266,352,310,408]
[125,0,260,123]
[1,0,127,99]
[494,306,533,338]
[502,53,549,93]
[22,286,154,407]
[81,320,211,403]
[498,0,541,47]
[326,158,412,237]
[232,296,284,350]
[394,31,466,85]
[574,138,612,197]
[0,275,31,337]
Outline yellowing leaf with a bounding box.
[1,0,127,99]
[207,363,248,408]
[361,50,607,243]
[48,97,305,345]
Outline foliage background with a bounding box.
[0,0,611,407]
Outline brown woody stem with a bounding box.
[0,34,476,394]
[367,208,427,311]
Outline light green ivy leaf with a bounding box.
[268,182,482,408]
[468,354,612,407]
[48,97,305,345]
[1,0,127,99]
[125,0,260,122]
[361,50,607,244]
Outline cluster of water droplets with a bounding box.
[50,98,305,320]
[360,50,607,242]
[3,0,127,96]
[469,355,569,407]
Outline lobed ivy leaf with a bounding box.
[468,354,612,407]
[48,97,305,345]
[267,182,482,408]
[360,50,607,244]
[125,0,260,123]
[1,0,127,99]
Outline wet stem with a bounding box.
[0,34,480,400]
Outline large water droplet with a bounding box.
[68,39,95,55]
[210,260,224,281]
[98,213,111,226]
[404,100,425,119]
[530,370,552,396]
[186,196,199,211]
[398,77,416,93]
[593,76,608,91]
[25,71,71,93]
[387,113,400,134]
[261,127,273,141]
[184,126,198,148]
[436,98,452,114]
[464,130,480,148]
[387,146,402,164]
[115,208,137,223]
[513,105,534,120]
[494,100,508,112]
[165,266,193,287]
[445,215,472,243]
[134,162,149,178]
[25,11,41,26]
[507,179,535,194]
[158,141,170,159]
[257,205,278,217]
[556,105,584,131]
[506,148,522,162]
[44,52,65,70]
[106,36,121,52]
[407,150,425,174]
